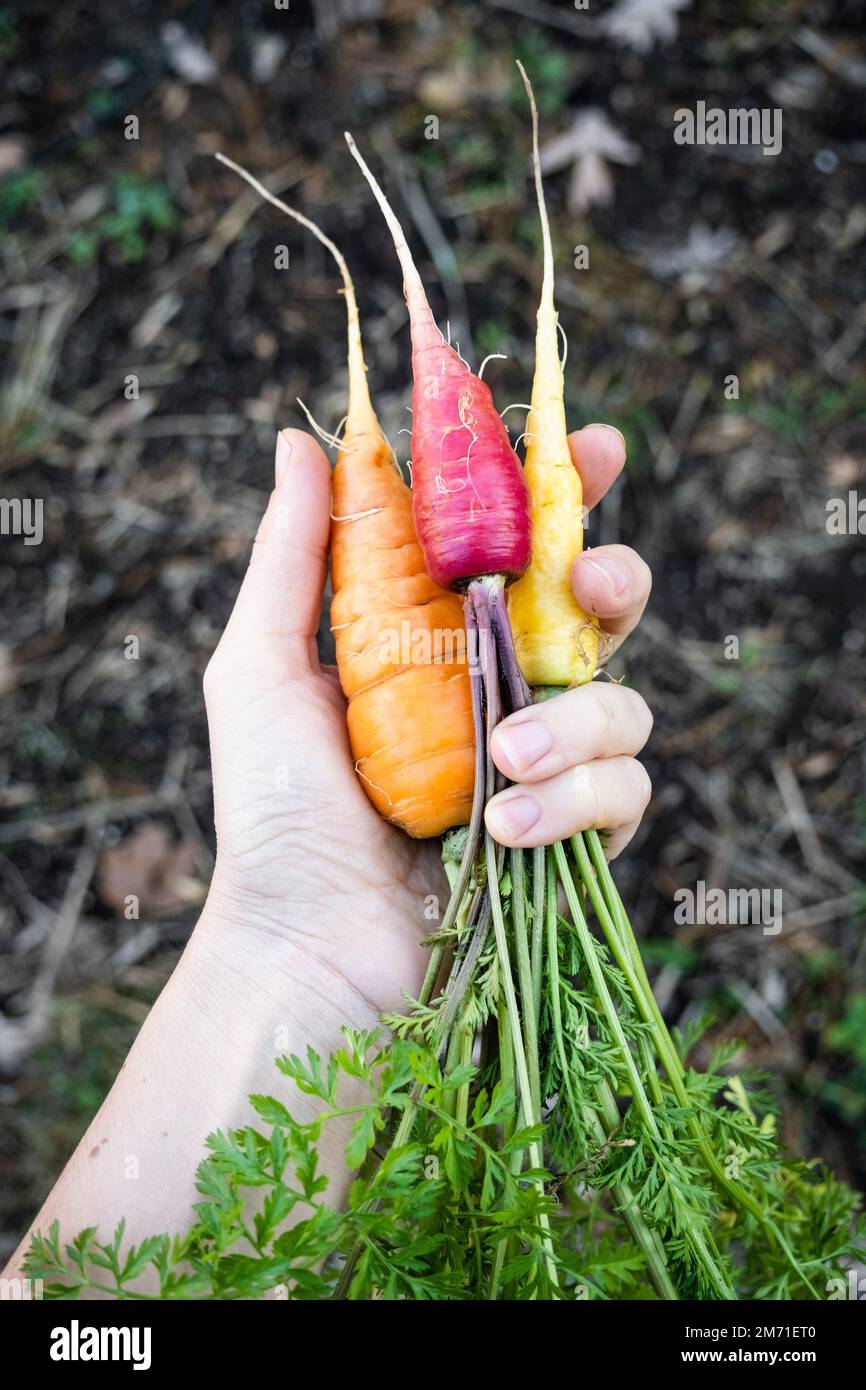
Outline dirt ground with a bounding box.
[1,0,865,1260]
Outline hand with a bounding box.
[202,423,651,1017]
[484,425,654,860]
[2,421,653,1275]
[202,428,438,1016]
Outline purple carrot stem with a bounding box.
[437,891,492,1059]
[428,590,488,952]
[488,577,532,714]
[470,579,501,794]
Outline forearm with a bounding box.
[3,901,377,1281]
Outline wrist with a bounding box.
[199,846,436,1018]
[187,884,382,1052]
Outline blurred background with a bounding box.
[1,0,865,1262]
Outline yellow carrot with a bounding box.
[507,64,599,689]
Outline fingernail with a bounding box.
[486,794,542,841]
[493,720,552,773]
[587,422,626,451]
[579,554,630,597]
[275,431,293,487]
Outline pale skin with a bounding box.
[4,422,653,1284]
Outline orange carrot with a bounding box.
[332,439,476,838]
[215,153,475,837]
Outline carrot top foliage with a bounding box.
[26,1017,864,1300]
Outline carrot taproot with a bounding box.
[345,133,531,593]
[507,64,599,689]
[332,467,476,838]
[214,153,475,838]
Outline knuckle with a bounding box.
[588,682,621,750]
[573,762,603,825]
[625,687,654,744]
[629,549,653,599]
[628,759,653,811]
[583,681,653,755]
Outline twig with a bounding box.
[771,756,860,893]
[794,27,866,87]
[32,833,102,1004]
[652,372,711,482]
[483,0,596,38]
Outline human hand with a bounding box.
[1,420,653,1276]
[486,425,653,859]
[202,422,650,1017]
[202,428,439,1015]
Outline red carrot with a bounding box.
[345,133,531,592]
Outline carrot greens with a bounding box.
[26,1020,863,1299]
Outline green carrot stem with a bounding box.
[544,850,594,1147]
[591,1079,677,1299]
[539,854,674,1295]
[472,578,558,1295]
[487,831,558,1290]
[497,998,516,1145]
[488,1001,517,1301]
[553,841,735,1300]
[475,585,545,1142]
[442,1017,464,1119]
[575,833,765,1204]
[572,835,743,1176]
[585,830,662,1018]
[455,1010,474,1131]
[530,845,545,1039]
[552,842,658,1136]
[418,946,443,1009]
[511,847,541,1118]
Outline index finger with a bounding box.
[568,424,626,511]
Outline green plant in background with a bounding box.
[85,86,116,120]
[0,6,17,60]
[710,636,771,695]
[731,373,866,444]
[0,169,45,228]
[513,30,569,115]
[824,993,866,1125]
[475,319,513,358]
[640,938,701,974]
[65,173,176,264]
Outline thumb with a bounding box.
[220,429,331,670]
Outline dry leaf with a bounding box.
[0,137,28,177]
[161,22,218,85]
[636,224,739,291]
[600,0,692,54]
[98,823,205,915]
[796,750,840,780]
[540,109,638,214]
[825,453,861,488]
[251,35,287,85]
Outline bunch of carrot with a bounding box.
[214,72,823,1300]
